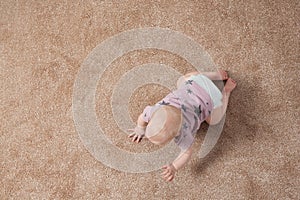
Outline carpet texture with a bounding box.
[1,0,299,199]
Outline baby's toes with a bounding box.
[230,79,237,89]
[224,70,229,79]
[219,69,228,80]
[231,78,237,84]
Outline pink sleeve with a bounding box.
[142,106,153,123]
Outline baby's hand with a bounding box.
[161,164,177,182]
[127,125,146,143]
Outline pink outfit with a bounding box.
[142,79,213,151]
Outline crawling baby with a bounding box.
[128,69,237,182]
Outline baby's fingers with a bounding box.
[132,135,139,142]
[135,135,143,143]
[164,171,172,179]
[128,133,136,138]
[161,169,169,176]
[167,175,174,182]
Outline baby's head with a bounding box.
[145,105,182,146]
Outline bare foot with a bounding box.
[217,69,229,80]
[224,78,237,93]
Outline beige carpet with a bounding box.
[1,0,299,199]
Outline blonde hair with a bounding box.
[145,105,182,145]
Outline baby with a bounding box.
[128,69,237,182]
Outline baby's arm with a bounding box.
[128,113,148,143]
[161,145,193,182]
[137,113,148,128]
[172,146,193,171]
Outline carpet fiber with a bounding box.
[1,0,299,199]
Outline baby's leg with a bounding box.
[176,70,228,89]
[180,70,228,82]
[201,70,228,81]
[205,78,236,125]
